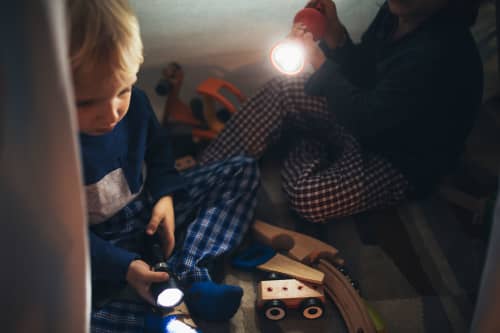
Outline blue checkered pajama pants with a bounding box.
[90,156,259,332]
[200,75,409,223]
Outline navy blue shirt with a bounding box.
[80,87,186,281]
[305,3,483,197]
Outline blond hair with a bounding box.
[67,0,144,84]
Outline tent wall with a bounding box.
[1,1,89,332]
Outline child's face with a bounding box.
[75,67,137,135]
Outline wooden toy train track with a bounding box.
[316,259,376,333]
[252,220,378,333]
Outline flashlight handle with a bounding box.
[151,242,164,262]
[150,252,181,297]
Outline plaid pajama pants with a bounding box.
[90,155,259,332]
[200,75,409,223]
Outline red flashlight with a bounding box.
[271,2,327,75]
[294,2,327,40]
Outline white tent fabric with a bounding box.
[1,1,89,332]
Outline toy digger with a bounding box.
[156,62,246,143]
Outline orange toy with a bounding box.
[159,63,246,142]
[196,77,246,135]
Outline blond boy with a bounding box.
[67,1,260,331]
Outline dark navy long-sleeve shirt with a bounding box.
[305,3,483,197]
[80,87,186,281]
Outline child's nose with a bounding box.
[104,100,121,123]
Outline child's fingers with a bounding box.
[304,31,314,41]
[143,270,169,283]
[288,22,306,39]
[146,213,162,235]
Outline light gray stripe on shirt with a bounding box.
[86,168,142,225]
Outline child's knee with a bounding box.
[291,203,329,224]
[285,184,334,224]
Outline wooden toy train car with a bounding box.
[256,278,326,320]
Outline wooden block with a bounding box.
[252,220,339,265]
[257,253,324,285]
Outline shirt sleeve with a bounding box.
[318,33,376,88]
[143,95,186,203]
[304,50,439,140]
[319,32,358,64]
[317,4,388,87]
[89,231,140,281]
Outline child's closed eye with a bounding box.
[119,87,132,96]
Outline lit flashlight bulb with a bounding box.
[270,41,305,75]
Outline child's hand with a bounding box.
[147,195,176,259]
[302,31,326,70]
[290,23,326,70]
[307,0,345,49]
[126,259,169,305]
[288,22,307,39]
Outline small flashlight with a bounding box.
[271,2,327,75]
[148,238,184,309]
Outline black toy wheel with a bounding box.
[299,298,324,319]
[263,300,287,321]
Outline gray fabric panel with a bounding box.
[86,168,142,224]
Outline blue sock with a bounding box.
[184,281,243,321]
